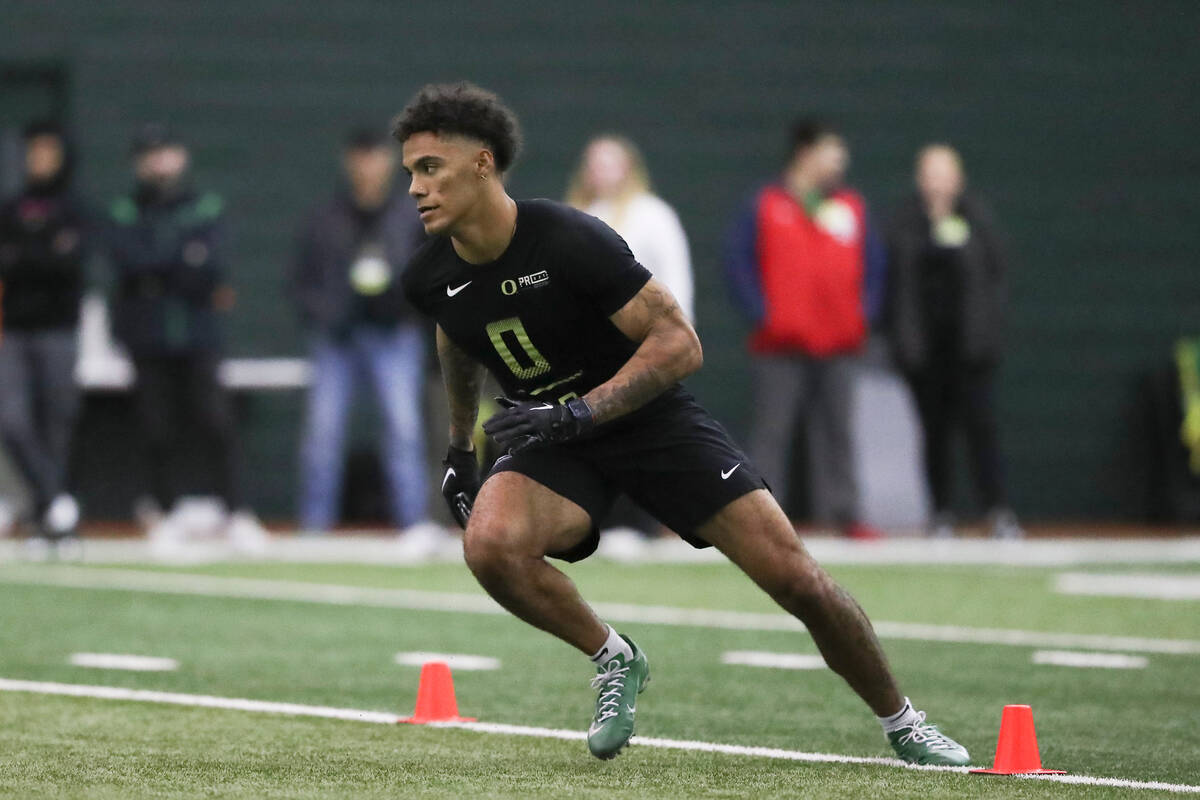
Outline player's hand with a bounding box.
[441,445,479,529]
[482,397,594,453]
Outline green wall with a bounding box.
[4,1,1198,519]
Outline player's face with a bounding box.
[402,131,489,236]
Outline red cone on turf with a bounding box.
[400,661,476,724]
[970,704,1066,775]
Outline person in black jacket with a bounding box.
[290,127,434,541]
[887,144,1021,539]
[0,120,88,542]
[105,124,264,548]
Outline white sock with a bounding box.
[589,625,633,665]
[878,697,920,733]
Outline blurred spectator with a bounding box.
[0,120,88,543]
[566,134,695,555]
[0,495,13,537]
[289,127,435,543]
[104,123,266,549]
[724,119,886,539]
[567,135,694,320]
[887,144,1021,539]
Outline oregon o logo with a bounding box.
[501,279,517,296]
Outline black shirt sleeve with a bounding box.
[556,206,652,316]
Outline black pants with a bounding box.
[133,354,241,510]
[905,357,1006,515]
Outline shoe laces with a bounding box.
[896,711,958,751]
[590,659,629,724]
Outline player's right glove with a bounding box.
[483,396,595,453]
[441,445,479,529]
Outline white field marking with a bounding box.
[867,621,1200,656]
[394,652,500,671]
[69,653,179,672]
[721,651,827,670]
[4,535,1200,567]
[2,679,1199,795]
[1055,572,1200,601]
[1031,650,1148,669]
[5,566,1200,657]
[0,678,401,724]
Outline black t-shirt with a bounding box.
[402,199,655,405]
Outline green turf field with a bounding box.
[1,554,1197,798]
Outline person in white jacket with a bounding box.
[566,135,696,555]
[567,135,694,322]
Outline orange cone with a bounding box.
[400,661,476,724]
[970,704,1066,775]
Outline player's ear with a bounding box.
[476,149,495,180]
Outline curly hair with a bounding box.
[392,82,523,173]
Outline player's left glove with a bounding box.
[441,445,479,529]
[482,396,595,453]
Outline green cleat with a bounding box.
[886,711,971,766]
[587,635,650,760]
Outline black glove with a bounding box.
[441,445,479,529]
[482,397,595,454]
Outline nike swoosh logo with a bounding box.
[626,704,636,713]
[531,403,554,411]
[441,467,456,491]
[446,281,472,297]
[588,722,605,736]
[721,464,741,480]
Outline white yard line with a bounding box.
[4,566,1200,656]
[1055,572,1200,601]
[69,653,179,672]
[394,652,500,671]
[0,678,400,724]
[866,621,1200,656]
[1031,650,1148,669]
[4,535,1200,566]
[798,537,1200,567]
[721,651,827,670]
[0,678,1197,794]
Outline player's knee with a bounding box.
[462,520,525,581]
[769,564,830,613]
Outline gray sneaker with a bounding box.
[887,710,971,766]
[587,635,650,760]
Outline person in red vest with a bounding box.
[724,119,886,539]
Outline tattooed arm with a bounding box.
[584,278,703,424]
[437,325,487,450]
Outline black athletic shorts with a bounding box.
[485,387,767,562]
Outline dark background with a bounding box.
[3,1,1198,520]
